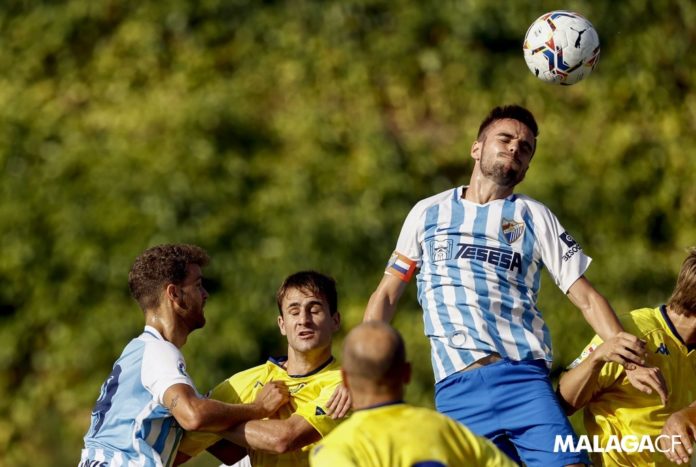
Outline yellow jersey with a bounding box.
[309,401,515,467]
[179,356,343,467]
[570,306,696,466]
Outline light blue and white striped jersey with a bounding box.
[388,186,591,383]
[80,326,197,467]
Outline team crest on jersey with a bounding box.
[501,218,525,244]
[429,239,453,262]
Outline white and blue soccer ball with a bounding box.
[523,11,600,85]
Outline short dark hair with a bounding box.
[667,248,696,316]
[128,244,210,311]
[276,271,338,315]
[477,104,539,140]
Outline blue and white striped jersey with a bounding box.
[80,326,197,467]
[388,186,591,383]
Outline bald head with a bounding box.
[343,322,408,393]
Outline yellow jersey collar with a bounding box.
[659,305,696,352]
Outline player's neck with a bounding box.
[285,346,332,375]
[464,176,515,204]
[146,309,189,348]
[666,306,696,345]
[351,390,404,411]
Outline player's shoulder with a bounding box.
[512,193,555,216]
[228,359,276,384]
[372,403,449,430]
[380,405,479,445]
[139,332,182,362]
[405,404,461,426]
[410,187,459,213]
[620,307,664,337]
[209,360,275,401]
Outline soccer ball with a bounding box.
[523,11,600,85]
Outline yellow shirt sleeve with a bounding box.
[177,377,244,457]
[294,377,343,438]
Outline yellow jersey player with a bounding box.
[310,321,515,467]
[558,248,696,466]
[175,271,348,467]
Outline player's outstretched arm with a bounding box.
[364,274,409,322]
[221,414,321,454]
[558,335,667,414]
[659,401,696,465]
[165,380,289,432]
[566,276,646,366]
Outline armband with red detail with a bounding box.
[385,252,417,282]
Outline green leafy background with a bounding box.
[0,1,694,465]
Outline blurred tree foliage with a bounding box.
[0,0,694,465]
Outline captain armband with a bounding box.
[385,252,417,282]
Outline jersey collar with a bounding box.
[355,399,405,412]
[143,325,164,340]
[268,355,335,378]
[458,185,518,204]
[659,305,696,352]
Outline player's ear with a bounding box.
[277,314,287,336]
[331,311,340,331]
[403,362,412,385]
[471,139,482,161]
[165,284,184,308]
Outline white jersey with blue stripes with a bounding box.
[80,326,197,467]
[391,186,591,382]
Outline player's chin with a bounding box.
[192,315,206,330]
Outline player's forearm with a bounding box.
[222,419,295,454]
[567,277,624,341]
[222,416,321,454]
[364,274,408,322]
[578,292,624,341]
[557,352,605,414]
[364,291,397,322]
[183,398,266,432]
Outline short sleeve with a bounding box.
[294,380,343,438]
[141,340,196,406]
[178,377,244,457]
[533,204,592,293]
[385,203,426,281]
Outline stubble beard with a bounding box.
[480,149,525,188]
